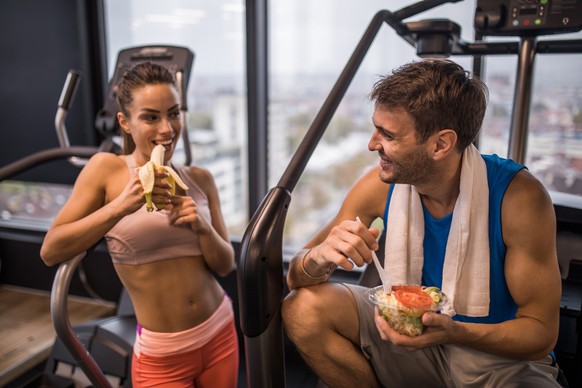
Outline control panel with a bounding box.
[475,0,582,36]
[0,181,72,231]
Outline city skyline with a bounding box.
[105,0,582,80]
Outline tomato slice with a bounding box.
[392,285,424,293]
[393,286,433,309]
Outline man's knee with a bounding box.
[283,286,336,347]
[283,288,319,331]
[283,284,358,345]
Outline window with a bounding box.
[104,0,582,249]
[269,0,478,249]
[269,0,582,252]
[479,47,582,197]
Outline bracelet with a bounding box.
[301,249,335,280]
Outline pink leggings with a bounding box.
[132,319,239,387]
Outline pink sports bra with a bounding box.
[105,155,211,265]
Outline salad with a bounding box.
[367,285,446,337]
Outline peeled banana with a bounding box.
[138,144,189,212]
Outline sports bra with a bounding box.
[105,155,211,265]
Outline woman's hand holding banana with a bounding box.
[138,144,188,212]
[136,144,208,233]
[167,196,211,234]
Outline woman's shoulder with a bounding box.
[180,165,214,184]
[76,153,129,185]
[179,165,218,198]
[84,152,128,170]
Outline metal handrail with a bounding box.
[0,145,104,385]
[55,69,92,167]
[0,147,98,182]
[50,251,112,388]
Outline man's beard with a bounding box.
[379,145,435,186]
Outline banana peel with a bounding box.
[138,144,189,212]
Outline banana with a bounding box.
[138,144,189,212]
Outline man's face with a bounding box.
[368,107,435,185]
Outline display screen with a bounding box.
[519,7,538,16]
[0,180,72,231]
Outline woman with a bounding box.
[40,62,239,387]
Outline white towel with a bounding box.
[383,144,490,317]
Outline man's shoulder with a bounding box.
[481,153,524,171]
[481,154,525,187]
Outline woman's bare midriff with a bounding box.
[114,255,225,333]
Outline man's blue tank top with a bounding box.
[383,154,525,323]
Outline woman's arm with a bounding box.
[40,153,145,266]
[170,166,235,277]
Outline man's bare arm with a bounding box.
[286,166,388,290]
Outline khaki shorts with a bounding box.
[345,284,561,388]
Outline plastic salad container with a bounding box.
[367,285,447,337]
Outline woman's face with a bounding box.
[118,83,182,166]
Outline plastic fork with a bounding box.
[371,250,392,293]
[357,217,392,293]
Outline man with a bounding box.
[282,59,564,387]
